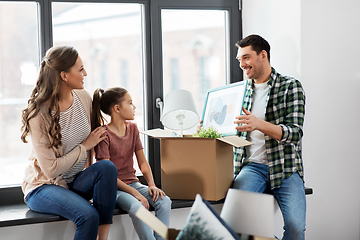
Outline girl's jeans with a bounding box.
[116,181,172,240]
[26,160,118,240]
[233,162,306,240]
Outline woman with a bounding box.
[21,46,117,240]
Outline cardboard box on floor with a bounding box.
[141,129,252,201]
[135,205,275,240]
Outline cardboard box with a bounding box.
[142,129,252,201]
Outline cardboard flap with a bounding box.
[141,129,253,148]
[217,135,253,148]
[135,205,168,239]
[140,129,173,138]
[220,189,274,238]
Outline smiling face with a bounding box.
[236,46,269,83]
[61,56,87,89]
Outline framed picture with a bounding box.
[201,80,249,136]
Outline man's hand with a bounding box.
[196,120,203,133]
[234,107,283,140]
[234,107,260,132]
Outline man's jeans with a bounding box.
[116,181,172,240]
[26,160,118,240]
[233,162,306,240]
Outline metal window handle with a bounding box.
[156,98,163,119]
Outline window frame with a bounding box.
[148,0,242,186]
[0,0,241,194]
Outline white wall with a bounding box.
[0,214,139,240]
[243,0,360,239]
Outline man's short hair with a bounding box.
[236,34,271,62]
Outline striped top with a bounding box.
[58,92,91,183]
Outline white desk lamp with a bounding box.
[160,90,199,137]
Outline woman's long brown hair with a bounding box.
[21,46,78,148]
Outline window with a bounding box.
[120,60,128,89]
[161,9,229,134]
[0,1,40,186]
[52,2,146,174]
[0,0,241,187]
[149,0,242,184]
[169,59,179,91]
[198,56,211,98]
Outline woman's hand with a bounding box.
[82,126,107,151]
[148,185,166,202]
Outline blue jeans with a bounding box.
[26,160,118,240]
[116,181,172,240]
[233,162,306,240]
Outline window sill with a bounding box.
[0,200,212,228]
[0,186,312,228]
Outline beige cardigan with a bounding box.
[22,89,92,199]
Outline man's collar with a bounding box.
[268,67,277,87]
[250,67,276,87]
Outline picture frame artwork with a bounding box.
[201,80,248,136]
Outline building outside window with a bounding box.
[120,59,128,89]
[169,58,179,91]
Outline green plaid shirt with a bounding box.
[234,68,306,189]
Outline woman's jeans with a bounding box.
[116,181,172,240]
[26,160,118,240]
[233,162,306,240]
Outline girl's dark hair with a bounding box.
[235,34,271,62]
[92,87,128,130]
[21,46,79,148]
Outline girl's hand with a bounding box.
[134,191,150,209]
[148,185,166,202]
[82,126,107,151]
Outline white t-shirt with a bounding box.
[246,81,270,165]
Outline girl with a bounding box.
[21,46,118,240]
[92,87,171,240]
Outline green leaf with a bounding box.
[193,126,222,139]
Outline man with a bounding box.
[233,34,306,240]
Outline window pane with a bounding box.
[161,10,229,134]
[52,3,145,173]
[0,2,40,186]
